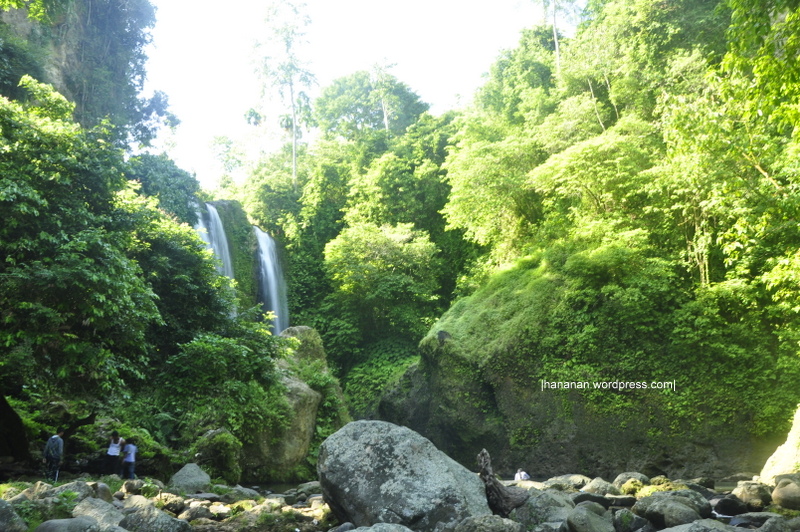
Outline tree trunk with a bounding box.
[477,448,530,517]
[0,394,30,461]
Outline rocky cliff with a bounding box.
[378,252,789,480]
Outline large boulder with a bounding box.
[566,504,615,532]
[453,515,524,532]
[582,477,620,496]
[732,481,772,511]
[317,420,491,531]
[71,497,125,531]
[772,478,800,510]
[509,488,574,529]
[760,405,800,485]
[242,326,350,483]
[118,495,191,532]
[0,498,26,532]
[243,373,321,481]
[33,516,100,531]
[168,463,211,494]
[633,490,712,529]
[43,481,95,502]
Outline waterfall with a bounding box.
[254,227,289,334]
[193,203,235,279]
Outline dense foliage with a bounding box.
[4,0,800,478]
[233,0,800,432]
[0,75,289,468]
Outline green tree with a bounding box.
[112,186,236,366]
[324,223,441,345]
[254,0,315,191]
[314,70,429,142]
[126,153,200,225]
[0,78,160,399]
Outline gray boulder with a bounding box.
[154,492,185,515]
[732,480,772,510]
[785,517,800,530]
[71,497,125,531]
[760,405,800,485]
[709,495,747,516]
[87,482,114,503]
[119,494,191,532]
[660,519,734,532]
[317,420,491,532]
[570,492,610,508]
[0,498,27,532]
[33,516,100,531]
[178,504,214,521]
[773,478,800,510]
[453,515,524,532]
[582,477,620,496]
[612,508,652,532]
[729,512,786,528]
[607,495,637,507]
[633,490,712,519]
[353,525,415,532]
[544,474,592,490]
[43,481,95,502]
[646,498,700,529]
[566,504,614,532]
[168,463,211,494]
[509,488,575,529]
[761,517,792,532]
[121,479,144,495]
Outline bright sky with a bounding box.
[143,0,543,188]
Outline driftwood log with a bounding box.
[477,448,530,517]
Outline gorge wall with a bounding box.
[377,249,796,480]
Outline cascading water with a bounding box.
[194,203,234,279]
[254,226,289,334]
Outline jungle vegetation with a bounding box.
[2,0,800,473]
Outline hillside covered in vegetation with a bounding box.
[2,0,800,481]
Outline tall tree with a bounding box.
[254,0,315,192]
[314,70,429,142]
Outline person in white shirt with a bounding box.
[514,468,531,481]
[105,430,125,475]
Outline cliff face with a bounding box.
[1,0,158,141]
[2,5,88,103]
[378,251,790,480]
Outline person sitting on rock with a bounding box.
[514,468,531,481]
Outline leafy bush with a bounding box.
[344,338,419,417]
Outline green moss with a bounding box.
[637,482,688,498]
[621,478,644,495]
[192,429,243,486]
[766,504,800,518]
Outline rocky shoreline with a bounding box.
[1,420,799,531]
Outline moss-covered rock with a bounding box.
[193,429,243,486]
[378,245,792,479]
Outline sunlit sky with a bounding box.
[143,0,544,188]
